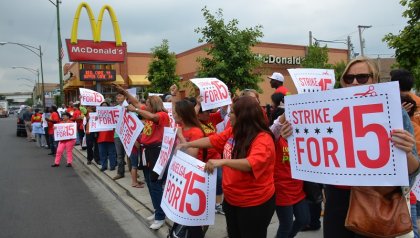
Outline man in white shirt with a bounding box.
[57,104,66,117]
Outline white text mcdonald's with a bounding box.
[65,3,126,62]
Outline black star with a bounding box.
[295,128,300,134]
[303,89,306,92]
[314,128,321,134]
[327,127,333,134]
[304,128,309,134]
[176,178,179,182]
[180,181,183,185]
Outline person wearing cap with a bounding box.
[268,72,289,95]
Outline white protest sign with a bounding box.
[161,151,217,226]
[94,106,120,131]
[79,88,104,106]
[285,81,408,186]
[88,113,100,132]
[216,106,230,133]
[122,88,137,107]
[413,174,420,201]
[115,107,144,156]
[32,122,44,134]
[149,93,164,97]
[163,102,176,128]
[288,68,335,94]
[190,78,231,111]
[153,127,177,178]
[54,123,77,141]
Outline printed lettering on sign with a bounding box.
[153,127,177,179]
[115,107,144,156]
[288,69,335,94]
[190,78,232,111]
[163,102,176,128]
[161,151,217,226]
[54,123,77,141]
[79,88,104,106]
[285,82,408,186]
[412,174,420,201]
[92,106,120,132]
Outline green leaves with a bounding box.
[147,39,180,93]
[195,7,264,94]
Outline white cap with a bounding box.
[268,72,284,82]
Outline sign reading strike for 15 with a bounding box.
[161,151,216,226]
[54,123,77,141]
[79,88,104,106]
[288,68,335,94]
[190,78,231,111]
[153,127,177,179]
[285,82,408,186]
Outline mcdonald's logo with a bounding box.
[65,2,127,62]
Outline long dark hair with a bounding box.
[232,96,275,159]
[175,100,202,129]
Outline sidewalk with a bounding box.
[72,147,321,238]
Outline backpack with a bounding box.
[167,223,208,238]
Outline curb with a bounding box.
[72,148,170,238]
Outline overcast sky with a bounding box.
[0,0,407,93]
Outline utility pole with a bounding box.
[50,0,64,104]
[358,25,372,56]
[347,36,352,61]
[39,45,46,107]
[309,31,313,46]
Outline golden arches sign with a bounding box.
[70,2,122,46]
[66,2,126,62]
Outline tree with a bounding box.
[301,43,333,69]
[24,98,33,106]
[147,39,180,93]
[383,0,420,89]
[333,61,347,88]
[195,7,264,94]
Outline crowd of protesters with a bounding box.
[17,56,420,238]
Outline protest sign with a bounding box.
[288,68,335,94]
[115,107,144,156]
[79,88,104,106]
[92,106,120,131]
[148,93,164,97]
[32,122,44,134]
[153,127,177,178]
[413,174,420,201]
[285,82,408,186]
[161,151,217,226]
[163,102,176,128]
[190,78,231,111]
[88,112,100,132]
[54,123,77,141]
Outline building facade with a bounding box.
[63,42,349,105]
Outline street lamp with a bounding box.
[0,41,45,106]
[12,67,41,104]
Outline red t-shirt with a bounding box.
[141,111,170,145]
[209,127,275,207]
[97,130,115,143]
[275,138,305,206]
[48,112,60,135]
[31,113,42,123]
[182,127,205,161]
[71,109,83,130]
[66,106,75,114]
[275,86,289,95]
[201,111,224,160]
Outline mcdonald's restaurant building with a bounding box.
[63,42,348,105]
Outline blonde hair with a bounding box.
[147,96,167,113]
[341,56,380,85]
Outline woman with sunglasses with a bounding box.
[177,96,276,238]
[279,57,420,238]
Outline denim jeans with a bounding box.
[114,137,126,176]
[99,142,117,169]
[143,168,165,221]
[276,199,310,238]
[216,167,223,195]
[129,150,139,169]
[49,134,58,154]
[411,204,419,238]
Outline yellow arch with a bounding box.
[70,2,123,46]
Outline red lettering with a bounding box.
[307,137,321,166]
[296,137,305,164]
[323,137,339,167]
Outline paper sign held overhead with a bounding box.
[288,68,335,94]
[79,88,104,106]
[190,78,231,111]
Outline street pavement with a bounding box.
[0,116,323,238]
[0,117,159,238]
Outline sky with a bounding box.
[0,0,408,93]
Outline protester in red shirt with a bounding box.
[51,112,76,167]
[178,96,276,238]
[268,72,289,95]
[71,101,85,148]
[115,84,170,231]
[31,109,45,147]
[274,138,309,237]
[97,102,117,172]
[45,105,60,155]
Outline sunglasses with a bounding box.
[342,74,373,84]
